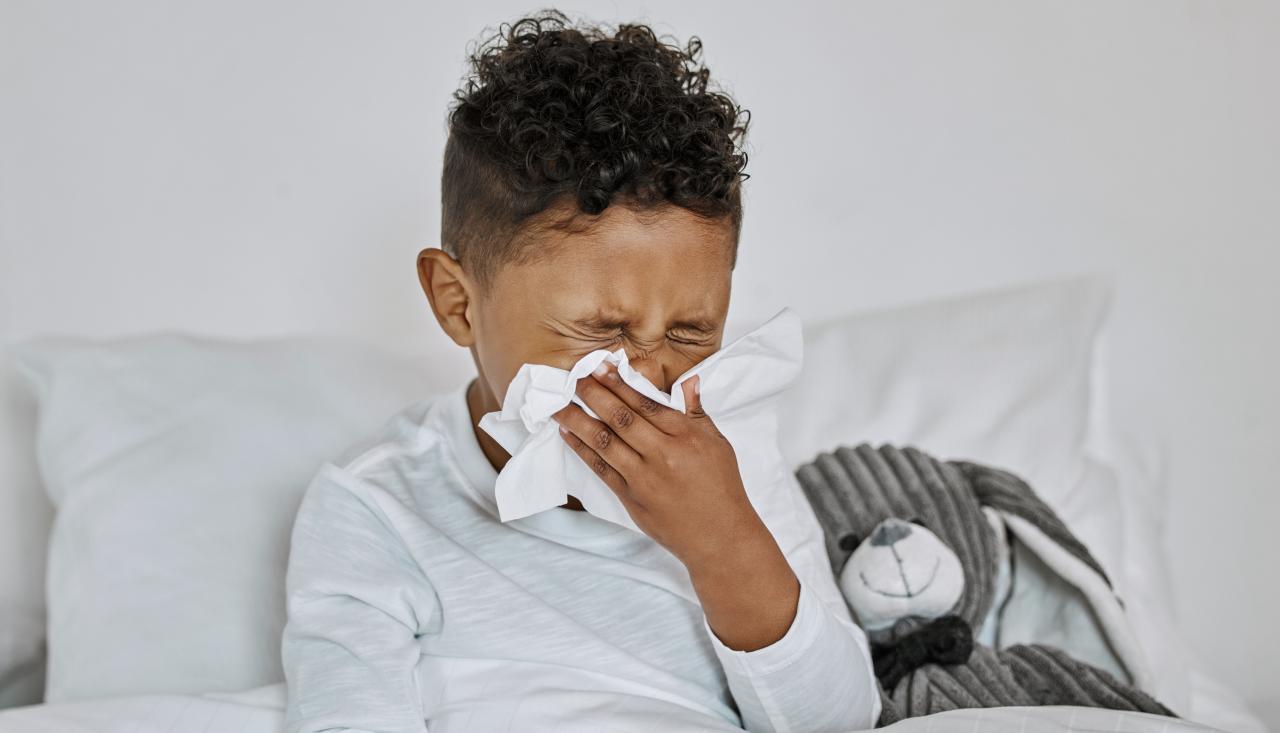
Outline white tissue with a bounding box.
[478,306,804,534]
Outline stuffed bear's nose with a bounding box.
[870,518,913,547]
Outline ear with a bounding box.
[838,532,862,552]
[417,247,477,348]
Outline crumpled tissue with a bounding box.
[478,306,803,534]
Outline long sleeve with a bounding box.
[701,471,882,733]
[280,463,439,733]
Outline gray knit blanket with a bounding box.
[794,442,1174,726]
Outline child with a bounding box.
[281,10,880,732]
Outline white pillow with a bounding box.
[776,273,1123,573]
[13,336,460,702]
[0,357,52,709]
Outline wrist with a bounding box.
[685,518,801,652]
[678,507,773,576]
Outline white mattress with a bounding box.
[0,682,1234,733]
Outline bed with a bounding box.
[0,683,1237,733]
[0,276,1266,732]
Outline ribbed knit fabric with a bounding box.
[878,644,1174,723]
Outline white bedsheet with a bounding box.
[0,682,1229,733]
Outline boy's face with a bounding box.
[419,201,735,416]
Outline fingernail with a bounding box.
[592,362,608,377]
[558,424,569,434]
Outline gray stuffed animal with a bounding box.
[795,442,1175,726]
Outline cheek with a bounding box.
[472,342,533,408]
[664,345,717,377]
[468,305,528,407]
[470,318,580,406]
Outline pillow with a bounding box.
[0,358,50,709]
[12,335,462,702]
[775,273,1123,573]
[0,613,44,709]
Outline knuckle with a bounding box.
[593,427,613,451]
[591,455,609,476]
[610,405,634,431]
[637,396,661,416]
[659,452,680,472]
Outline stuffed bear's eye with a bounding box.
[838,532,861,551]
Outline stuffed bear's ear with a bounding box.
[838,532,862,551]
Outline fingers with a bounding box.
[681,374,726,440]
[556,422,631,498]
[681,374,707,419]
[553,401,641,480]
[589,362,687,435]
[574,364,672,450]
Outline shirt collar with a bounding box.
[439,379,632,541]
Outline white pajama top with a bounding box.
[280,381,880,733]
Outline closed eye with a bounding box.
[580,330,624,344]
[666,332,714,347]
[545,317,623,344]
[667,320,718,347]
[550,316,718,352]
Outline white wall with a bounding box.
[2,0,1277,725]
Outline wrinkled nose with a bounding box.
[870,518,914,547]
[627,355,673,393]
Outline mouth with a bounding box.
[860,556,941,599]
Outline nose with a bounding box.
[626,353,673,394]
[869,518,913,547]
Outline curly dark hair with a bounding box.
[441,8,752,289]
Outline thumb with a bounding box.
[682,375,708,419]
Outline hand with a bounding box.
[553,361,802,651]
[551,361,763,567]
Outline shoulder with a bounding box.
[285,392,465,601]
[294,388,465,532]
[334,391,453,476]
